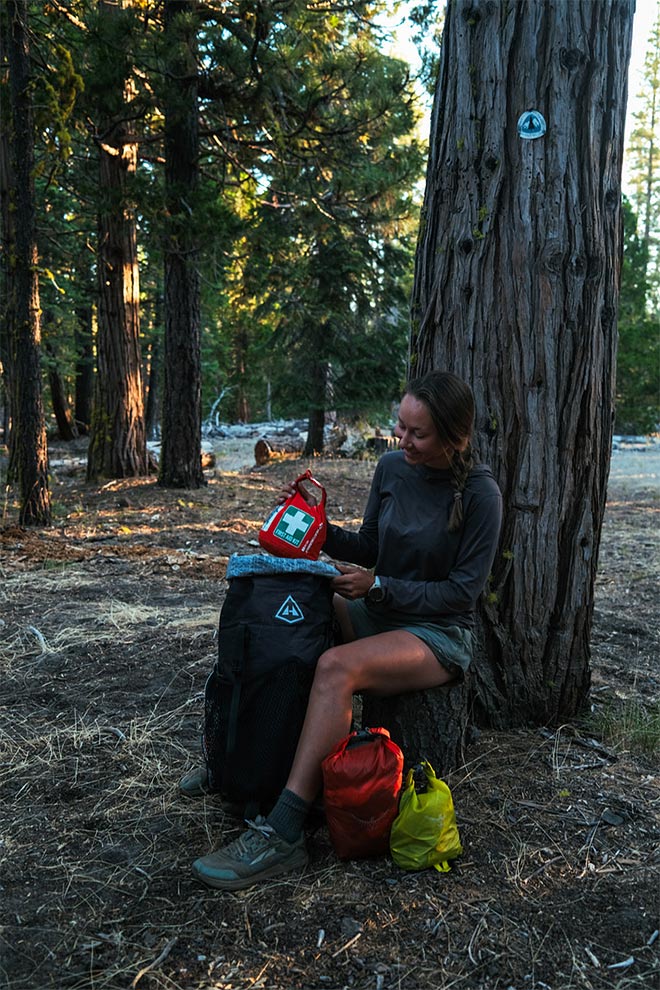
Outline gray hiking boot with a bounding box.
[179,766,214,798]
[192,816,308,891]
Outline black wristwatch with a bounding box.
[366,576,385,604]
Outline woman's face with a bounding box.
[394,393,460,469]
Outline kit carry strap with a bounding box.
[295,469,327,509]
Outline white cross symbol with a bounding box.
[279,508,310,536]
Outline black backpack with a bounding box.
[203,554,338,816]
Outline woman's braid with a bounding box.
[448,443,474,532]
[405,370,476,532]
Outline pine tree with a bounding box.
[207,3,425,439]
[4,0,52,526]
[616,198,660,432]
[626,5,660,312]
[86,0,147,480]
[158,0,205,489]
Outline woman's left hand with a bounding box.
[331,564,374,600]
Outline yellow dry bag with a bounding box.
[390,760,463,873]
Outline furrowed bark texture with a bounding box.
[88,1,146,481]
[409,0,634,731]
[159,0,204,489]
[7,0,51,526]
[0,12,15,458]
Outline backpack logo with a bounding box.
[275,595,305,624]
[273,506,314,548]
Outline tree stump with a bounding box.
[361,679,469,775]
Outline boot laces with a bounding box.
[225,817,276,862]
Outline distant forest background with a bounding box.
[0,0,657,467]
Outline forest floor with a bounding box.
[1,440,658,990]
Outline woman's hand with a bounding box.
[274,480,297,505]
[274,477,321,506]
[331,564,374,600]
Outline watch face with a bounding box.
[368,585,384,604]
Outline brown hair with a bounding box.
[405,370,475,532]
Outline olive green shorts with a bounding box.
[344,599,474,681]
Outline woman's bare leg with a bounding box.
[285,630,454,801]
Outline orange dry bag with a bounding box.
[321,727,404,859]
[258,470,327,560]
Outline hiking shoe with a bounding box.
[192,816,308,891]
[179,766,214,799]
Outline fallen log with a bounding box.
[254,436,305,465]
[146,447,215,471]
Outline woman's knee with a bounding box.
[314,644,355,689]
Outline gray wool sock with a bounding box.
[266,788,312,843]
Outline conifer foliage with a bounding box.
[0,0,425,508]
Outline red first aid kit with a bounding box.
[321,727,404,859]
[258,470,327,560]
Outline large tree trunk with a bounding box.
[0,10,13,456]
[159,0,204,489]
[394,0,634,756]
[87,0,147,481]
[0,83,13,455]
[6,0,51,526]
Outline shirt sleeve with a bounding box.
[379,491,502,618]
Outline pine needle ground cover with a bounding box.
[1,447,658,990]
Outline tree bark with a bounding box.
[44,338,78,442]
[304,359,328,455]
[74,303,94,434]
[362,681,469,776]
[144,335,161,442]
[406,0,634,738]
[0,10,13,457]
[6,0,51,526]
[87,0,147,481]
[159,0,204,489]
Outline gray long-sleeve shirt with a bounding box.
[323,451,502,629]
